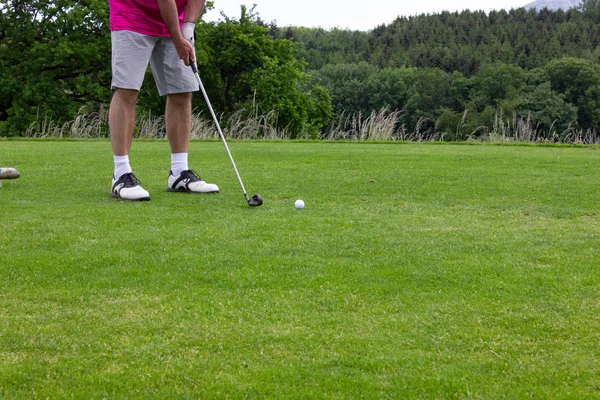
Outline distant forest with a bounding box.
[269,2,600,139]
[2,1,600,139]
[275,6,600,74]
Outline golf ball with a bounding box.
[295,199,305,209]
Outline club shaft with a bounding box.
[191,64,249,200]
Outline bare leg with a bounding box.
[165,92,192,153]
[108,88,150,201]
[109,88,139,156]
[164,91,219,193]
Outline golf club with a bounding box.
[190,62,263,207]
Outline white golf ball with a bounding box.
[295,199,305,209]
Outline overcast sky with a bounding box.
[204,0,531,31]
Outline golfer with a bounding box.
[108,0,219,201]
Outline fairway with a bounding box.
[1,140,599,398]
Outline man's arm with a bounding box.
[184,0,206,23]
[181,0,206,62]
[156,0,194,65]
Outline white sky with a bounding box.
[204,0,531,31]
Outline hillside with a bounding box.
[281,6,600,74]
[524,0,581,11]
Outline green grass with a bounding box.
[1,140,599,398]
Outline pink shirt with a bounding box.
[109,0,187,37]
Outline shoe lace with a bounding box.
[121,172,141,187]
[181,169,201,182]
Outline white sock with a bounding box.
[114,155,132,180]
[171,153,188,176]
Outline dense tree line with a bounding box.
[275,3,600,74]
[281,1,600,137]
[2,1,600,138]
[311,58,600,138]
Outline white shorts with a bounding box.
[111,30,199,96]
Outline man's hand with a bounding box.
[173,35,195,66]
[157,0,195,65]
[181,22,196,63]
[182,22,195,45]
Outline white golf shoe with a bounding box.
[167,170,219,194]
[111,173,150,201]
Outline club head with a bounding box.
[247,194,263,207]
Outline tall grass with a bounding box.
[24,107,286,140]
[190,109,289,139]
[23,106,599,144]
[25,107,110,138]
[468,109,599,144]
[324,108,404,141]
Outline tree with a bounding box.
[544,57,600,129]
[286,6,600,78]
[516,82,578,134]
[404,68,452,132]
[580,0,600,23]
[310,62,380,116]
[0,0,112,135]
[195,6,331,137]
[471,63,527,108]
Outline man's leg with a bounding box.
[109,30,155,201]
[165,92,219,194]
[109,88,150,201]
[110,88,138,157]
[165,92,192,155]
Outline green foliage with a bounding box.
[311,62,380,115]
[0,3,330,138]
[579,0,600,23]
[3,1,600,138]
[404,68,454,132]
[297,0,600,137]
[435,108,465,140]
[313,59,593,137]
[472,63,527,107]
[274,27,370,70]
[280,7,600,75]
[543,57,600,129]
[516,82,579,133]
[0,0,112,136]
[195,6,331,138]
